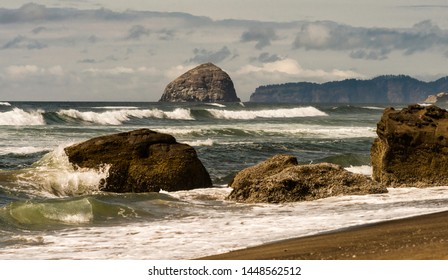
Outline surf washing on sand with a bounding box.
[1,101,448,259]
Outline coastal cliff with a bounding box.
[250,75,448,103]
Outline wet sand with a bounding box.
[200,211,448,260]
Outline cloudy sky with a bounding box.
[1,1,448,101]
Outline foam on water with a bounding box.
[0,108,45,126]
[14,145,110,197]
[206,103,226,108]
[261,124,376,138]
[1,185,448,259]
[182,138,215,147]
[345,165,373,176]
[154,123,375,139]
[0,146,49,156]
[206,106,327,120]
[8,198,94,225]
[57,108,194,125]
[0,102,11,106]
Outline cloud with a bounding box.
[349,49,390,60]
[125,25,151,40]
[1,35,47,50]
[31,26,47,34]
[238,58,362,80]
[87,35,99,43]
[186,46,232,64]
[252,52,283,63]
[82,66,156,76]
[240,27,279,49]
[156,29,176,40]
[78,58,98,64]
[293,20,448,60]
[5,65,63,79]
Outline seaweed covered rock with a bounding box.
[371,104,448,187]
[160,63,240,102]
[64,129,212,193]
[227,154,385,203]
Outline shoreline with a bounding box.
[199,210,448,260]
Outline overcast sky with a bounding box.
[1,1,448,101]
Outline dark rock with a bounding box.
[159,63,240,102]
[64,129,213,193]
[371,104,448,187]
[227,154,385,203]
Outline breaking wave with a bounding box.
[0,108,45,126]
[12,145,110,197]
[57,108,194,125]
[206,106,327,120]
[0,146,50,156]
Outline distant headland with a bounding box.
[250,75,448,103]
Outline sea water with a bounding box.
[1,101,448,259]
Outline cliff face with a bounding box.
[160,63,240,102]
[250,76,448,103]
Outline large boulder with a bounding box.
[159,63,240,102]
[64,129,213,193]
[227,154,386,203]
[371,104,448,187]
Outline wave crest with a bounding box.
[206,106,327,120]
[57,108,194,125]
[0,108,45,126]
[14,145,110,197]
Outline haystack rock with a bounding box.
[64,129,212,193]
[159,63,240,102]
[371,104,448,187]
[227,154,385,203]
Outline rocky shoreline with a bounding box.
[60,104,448,259]
[63,104,448,203]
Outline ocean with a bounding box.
[1,101,448,259]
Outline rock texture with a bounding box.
[371,104,448,187]
[64,129,212,193]
[250,75,448,103]
[159,63,240,102]
[227,154,385,203]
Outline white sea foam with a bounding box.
[206,103,226,108]
[57,108,194,125]
[15,145,110,197]
[362,106,385,110]
[246,123,376,138]
[0,102,11,106]
[153,123,376,139]
[2,186,448,259]
[207,106,327,120]
[0,108,45,126]
[345,165,373,176]
[182,138,215,146]
[0,146,49,156]
[9,198,94,225]
[93,106,139,109]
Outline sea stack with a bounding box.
[159,63,240,102]
[371,104,448,187]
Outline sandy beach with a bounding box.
[200,210,448,260]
